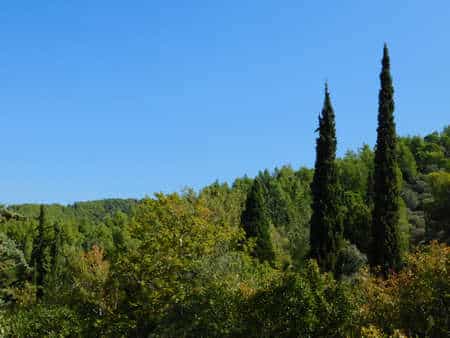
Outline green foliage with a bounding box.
[0,233,31,305]
[342,191,372,254]
[395,243,450,337]
[4,304,82,337]
[0,164,447,337]
[358,242,450,337]
[403,126,450,174]
[397,139,417,182]
[8,198,138,226]
[237,166,312,269]
[371,45,402,273]
[241,178,276,264]
[64,245,113,334]
[31,205,54,299]
[337,145,374,195]
[157,283,244,337]
[398,199,411,259]
[269,166,312,265]
[310,85,343,272]
[424,171,450,241]
[114,193,242,335]
[335,240,368,277]
[242,260,357,337]
[199,180,247,229]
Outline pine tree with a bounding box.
[241,178,275,263]
[310,84,343,272]
[371,44,402,273]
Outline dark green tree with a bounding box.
[31,204,53,299]
[241,178,275,263]
[371,44,402,273]
[310,84,343,272]
[49,222,65,285]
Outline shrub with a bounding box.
[335,240,367,277]
[358,242,450,337]
[4,304,82,337]
[241,260,357,337]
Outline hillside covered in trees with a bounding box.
[0,47,449,337]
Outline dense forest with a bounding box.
[0,46,449,337]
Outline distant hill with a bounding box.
[6,198,139,225]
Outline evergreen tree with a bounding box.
[31,204,53,299]
[50,222,63,278]
[241,178,275,263]
[371,44,402,273]
[310,84,343,272]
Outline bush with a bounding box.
[396,242,449,337]
[358,242,450,337]
[0,232,31,305]
[241,260,357,337]
[155,283,244,337]
[336,240,367,277]
[4,304,82,337]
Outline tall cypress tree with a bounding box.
[371,44,402,273]
[31,204,53,299]
[241,178,275,264]
[310,84,343,272]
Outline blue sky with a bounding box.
[0,1,449,204]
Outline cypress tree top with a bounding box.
[378,44,395,133]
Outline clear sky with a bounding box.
[0,1,449,204]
